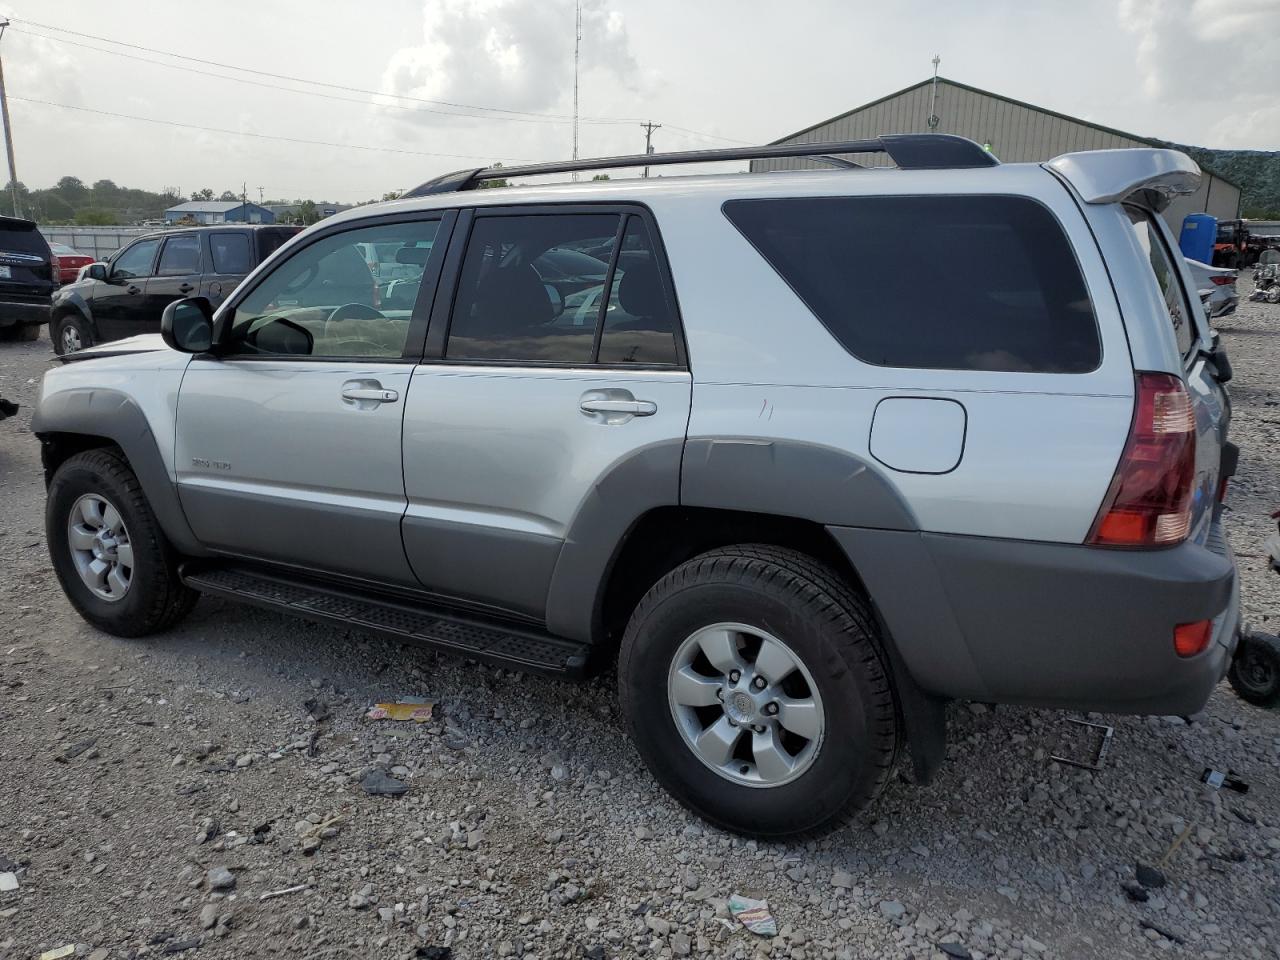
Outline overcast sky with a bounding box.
[3,0,1278,203]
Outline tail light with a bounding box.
[1087,372,1196,547]
[1174,620,1212,658]
[1209,275,1234,286]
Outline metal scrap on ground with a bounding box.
[366,697,435,722]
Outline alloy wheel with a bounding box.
[61,325,82,353]
[67,493,133,602]
[667,622,825,787]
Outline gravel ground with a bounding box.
[1,290,1279,960]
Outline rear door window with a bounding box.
[210,233,252,274]
[157,235,201,276]
[724,195,1101,373]
[1126,207,1194,357]
[446,214,620,364]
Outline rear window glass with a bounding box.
[724,195,1100,373]
[1126,207,1193,356]
[210,234,252,274]
[0,222,51,259]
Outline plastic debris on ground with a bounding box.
[728,894,777,936]
[1202,768,1250,793]
[39,948,76,960]
[361,768,409,797]
[366,697,435,722]
[0,872,17,892]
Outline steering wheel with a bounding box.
[326,302,386,323]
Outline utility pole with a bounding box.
[927,54,941,130]
[0,21,21,218]
[257,185,264,204]
[571,0,581,181]
[640,121,661,179]
[242,181,249,222]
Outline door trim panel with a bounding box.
[402,515,563,620]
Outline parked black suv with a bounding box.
[49,225,300,354]
[0,216,55,343]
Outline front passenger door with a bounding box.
[95,238,160,341]
[174,214,452,585]
[144,234,203,334]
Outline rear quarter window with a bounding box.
[723,195,1101,373]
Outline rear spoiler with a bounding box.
[1043,148,1200,212]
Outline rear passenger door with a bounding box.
[203,231,255,308]
[401,205,692,621]
[144,234,203,331]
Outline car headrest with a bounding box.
[395,245,432,266]
[472,263,553,332]
[618,259,667,318]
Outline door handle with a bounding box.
[178,283,194,293]
[580,398,657,416]
[342,386,399,403]
[126,284,140,295]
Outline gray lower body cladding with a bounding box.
[830,524,1237,715]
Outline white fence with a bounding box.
[38,226,169,260]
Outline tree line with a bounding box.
[0,176,362,226]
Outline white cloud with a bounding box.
[380,0,640,125]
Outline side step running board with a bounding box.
[182,564,590,677]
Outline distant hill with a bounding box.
[1159,144,1280,219]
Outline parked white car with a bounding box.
[1185,257,1239,318]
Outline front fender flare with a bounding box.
[33,388,207,556]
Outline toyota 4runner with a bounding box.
[33,136,1239,836]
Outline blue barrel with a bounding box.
[1179,213,1216,264]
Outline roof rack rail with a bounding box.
[402,133,997,198]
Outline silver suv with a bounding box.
[33,135,1239,837]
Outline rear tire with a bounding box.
[1228,632,1280,708]
[618,544,900,837]
[52,313,93,355]
[47,448,197,637]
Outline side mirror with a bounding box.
[84,263,107,282]
[161,297,215,353]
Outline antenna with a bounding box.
[928,54,941,130]
[571,1,582,181]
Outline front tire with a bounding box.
[47,449,196,637]
[52,312,93,355]
[619,545,900,837]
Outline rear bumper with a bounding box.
[1210,295,1239,318]
[830,516,1238,715]
[0,298,51,327]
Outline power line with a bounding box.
[4,16,754,145]
[9,96,535,163]
[9,25,620,128]
[5,14,641,123]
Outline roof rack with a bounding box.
[402,133,998,198]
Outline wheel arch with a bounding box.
[591,505,948,784]
[34,390,208,557]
